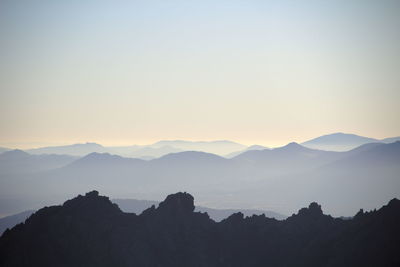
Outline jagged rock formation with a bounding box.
[0,191,399,267]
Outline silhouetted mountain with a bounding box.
[302,132,379,151]
[0,191,399,266]
[112,198,286,221]
[0,200,285,236]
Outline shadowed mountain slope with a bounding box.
[0,210,34,235]
[0,191,399,267]
[0,150,77,174]
[225,145,269,158]
[232,142,342,173]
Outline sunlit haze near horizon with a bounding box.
[1,0,399,149]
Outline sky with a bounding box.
[0,0,399,149]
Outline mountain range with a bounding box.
[301,132,400,151]
[2,133,396,159]
[0,140,399,218]
[25,140,246,158]
[0,191,399,266]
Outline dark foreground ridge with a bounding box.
[0,191,399,267]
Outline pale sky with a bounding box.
[0,0,399,149]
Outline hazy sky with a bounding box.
[0,0,399,148]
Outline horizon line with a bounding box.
[1,132,399,150]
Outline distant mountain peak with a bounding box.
[287,142,300,146]
[303,132,378,144]
[320,132,363,137]
[277,142,308,151]
[301,132,380,151]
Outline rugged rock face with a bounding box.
[157,192,195,215]
[0,191,399,267]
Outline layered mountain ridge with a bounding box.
[0,141,399,217]
[9,133,400,158]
